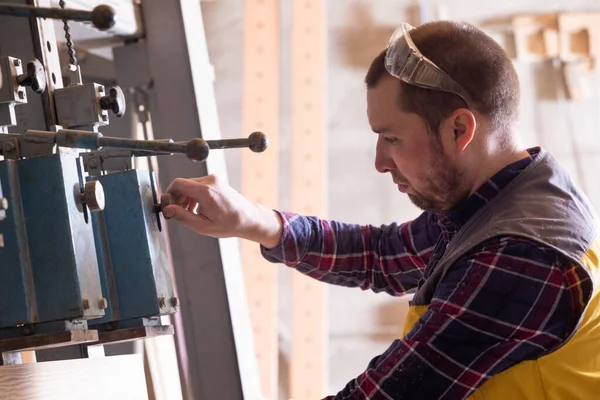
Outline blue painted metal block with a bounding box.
[88,169,176,328]
[0,153,104,330]
[0,159,35,328]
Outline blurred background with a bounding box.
[198,0,600,397]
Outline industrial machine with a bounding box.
[0,2,266,399]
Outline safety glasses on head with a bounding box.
[385,22,472,106]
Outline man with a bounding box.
[163,20,600,399]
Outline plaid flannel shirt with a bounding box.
[261,149,591,399]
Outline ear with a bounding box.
[447,108,476,153]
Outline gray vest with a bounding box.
[411,147,599,310]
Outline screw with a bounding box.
[158,296,167,308]
[13,59,20,67]
[88,158,99,168]
[171,297,180,308]
[17,91,24,100]
[98,298,108,309]
[2,142,15,152]
[21,324,33,336]
[82,298,90,310]
[0,198,8,210]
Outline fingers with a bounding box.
[162,204,210,231]
[165,178,204,199]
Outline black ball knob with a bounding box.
[186,138,210,163]
[248,131,268,153]
[100,86,126,118]
[92,5,116,31]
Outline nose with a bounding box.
[374,136,394,173]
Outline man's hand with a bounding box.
[163,174,283,248]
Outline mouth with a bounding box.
[393,179,409,193]
[397,183,408,193]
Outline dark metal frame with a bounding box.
[115,1,262,399]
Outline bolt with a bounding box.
[13,59,20,67]
[21,324,33,336]
[98,298,108,309]
[88,158,99,168]
[81,181,105,212]
[171,297,180,308]
[82,298,90,310]
[158,296,167,308]
[2,142,15,152]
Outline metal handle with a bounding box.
[203,132,268,153]
[155,193,174,219]
[54,129,268,163]
[0,4,116,31]
[80,181,105,212]
[17,59,46,94]
[100,86,126,117]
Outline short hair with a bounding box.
[365,21,520,138]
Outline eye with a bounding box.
[384,136,398,144]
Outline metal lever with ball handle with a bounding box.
[53,129,269,163]
[0,4,116,31]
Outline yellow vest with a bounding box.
[401,148,600,399]
[401,237,600,400]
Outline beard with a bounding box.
[400,140,470,213]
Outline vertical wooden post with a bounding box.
[290,0,328,398]
[242,0,280,398]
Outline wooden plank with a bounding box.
[0,330,98,353]
[241,0,280,398]
[144,334,183,400]
[290,0,328,398]
[0,355,148,400]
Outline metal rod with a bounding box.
[0,4,116,31]
[46,129,266,162]
[98,137,188,154]
[205,138,250,150]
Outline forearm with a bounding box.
[261,211,438,295]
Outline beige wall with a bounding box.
[202,0,600,396]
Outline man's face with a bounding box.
[366,77,469,213]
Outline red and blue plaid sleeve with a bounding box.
[325,236,586,399]
[261,210,441,295]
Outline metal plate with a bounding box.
[18,153,103,322]
[88,169,175,325]
[0,159,35,328]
